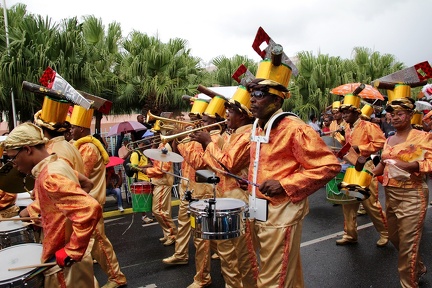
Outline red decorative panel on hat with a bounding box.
[252,27,271,59]
[414,61,432,82]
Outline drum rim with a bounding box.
[0,243,43,282]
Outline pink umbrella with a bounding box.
[106,156,124,168]
[106,121,147,137]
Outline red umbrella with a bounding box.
[106,156,124,168]
[106,121,147,137]
[330,83,384,100]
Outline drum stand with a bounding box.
[195,169,220,231]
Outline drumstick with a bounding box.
[0,217,40,221]
[8,262,56,271]
[211,166,260,188]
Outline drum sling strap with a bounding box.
[249,112,298,221]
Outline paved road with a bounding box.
[96,186,432,288]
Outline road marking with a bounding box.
[300,222,373,247]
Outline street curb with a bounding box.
[103,199,181,219]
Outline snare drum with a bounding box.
[130,182,153,212]
[326,164,358,205]
[0,243,44,287]
[0,217,36,249]
[339,166,372,201]
[189,198,248,240]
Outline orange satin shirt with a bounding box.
[27,154,101,263]
[382,129,432,188]
[344,118,385,157]
[249,110,341,205]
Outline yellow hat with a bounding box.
[254,59,292,99]
[190,98,209,115]
[387,84,411,103]
[385,97,415,112]
[34,96,70,132]
[340,94,361,112]
[332,101,341,111]
[224,85,253,118]
[69,105,94,129]
[411,110,423,126]
[360,105,374,120]
[203,96,226,119]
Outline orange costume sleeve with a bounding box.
[0,190,17,210]
[345,120,385,157]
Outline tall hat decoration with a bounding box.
[250,27,298,98]
[360,104,374,120]
[182,95,210,116]
[69,105,94,129]
[228,65,255,118]
[332,101,341,112]
[339,84,365,113]
[34,96,70,132]
[197,85,227,119]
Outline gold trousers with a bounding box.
[385,186,428,288]
[152,184,177,240]
[192,237,212,286]
[250,203,305,288]
[341,177,388,241]
[172,197,191,260]
[44,248,99,288]
[89,217,127,286]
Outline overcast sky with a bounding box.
[5,0,431,67]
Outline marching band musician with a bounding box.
[329,100,346,143]
[2,123,102,287]
[141,137,177,246]
[373,91,432,287]
[162,99,210,266]
[130,139,154,225]
[69,105,128,288]
[245,73,341,286]
[190,85,258,288]
[163,96,225,288]
[336,94,388,247]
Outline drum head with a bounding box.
[0,243,43,281]
[189,198,247,213]
[0,216,28,233]
[321,136,342,151]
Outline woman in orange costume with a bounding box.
[373,97,432,287]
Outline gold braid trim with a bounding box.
[74,136,110,165]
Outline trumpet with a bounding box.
[160,120,227,144]
[146,111,200,130]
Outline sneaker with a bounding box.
[162,255,188,265]
[163,237,175,246]
[118,206,124,212]
[142,216,154,225]
[101,281,128,288]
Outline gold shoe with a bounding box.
[163,237,175,246]
[211,253,220,260]
[159,237,167,243]
[376,237,388,247]
[336,238,357,245]
[162,255,188,265]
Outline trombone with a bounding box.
[160,120,227,144]
[126,135,161,151]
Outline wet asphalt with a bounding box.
[96,185,432,288]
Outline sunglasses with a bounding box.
[250,91,269,99]
[7,148,23,164]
